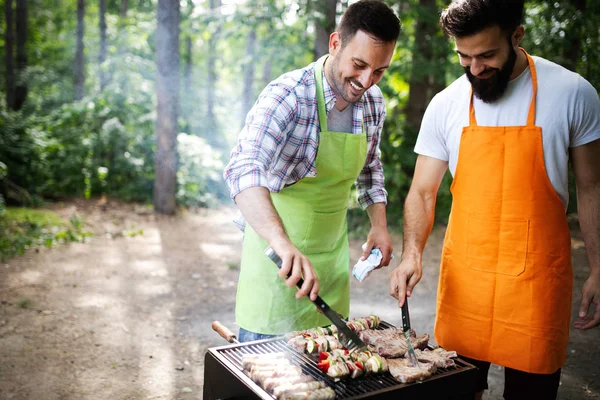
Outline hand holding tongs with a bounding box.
[401,296,421,368]
[264,247,368,353]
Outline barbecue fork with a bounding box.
[401,296,421,368]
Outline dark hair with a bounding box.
[337,0,401,46]
[440,0,525,38]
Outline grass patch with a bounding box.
[0,207,93,261]
[17,298,31,309]
[6,208,66,227]
[227,262,239,270]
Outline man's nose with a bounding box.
[470,59,486,76]
[357,70,372,89]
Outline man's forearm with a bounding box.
[234,187,289,246]
[578,185,600,276]
[401,189,436,260]
[366,202,387,229]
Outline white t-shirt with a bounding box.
[415,56,600,209]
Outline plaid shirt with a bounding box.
[224,61,388,230]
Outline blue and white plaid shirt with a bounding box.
[224,60,388,230]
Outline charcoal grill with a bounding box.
[203,321,478,399]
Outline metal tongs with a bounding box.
[401,296,421,368]
[264,247,368,354]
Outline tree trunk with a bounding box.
[14,0,27,110]
[313,0,337,60]
[180,0,195,136]
[241,28,256,129]
[154,0,180,215]
[183,35,192,133]
[205,0,221,143]
[118,0,128,54]
[4,0,15,110]
[99,0,107,90]
[404,0,438,134]
[121,0,128,17]
[398,0,445,196]
[562,0,586,71]
[75,0,85,100]
[262,59,272,87]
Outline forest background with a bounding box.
[1,0,599,257]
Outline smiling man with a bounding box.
[224,0,400,342]
[389,0,600,399]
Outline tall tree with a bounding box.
[313,0,337,60]
[182,0,193,134]
[154,0,180,214]
[118,0,128,53]
[14,0,28,110]
[262,59,272,88]
[404,0,444,133]
[75,0,85,100]
[183,35,192,129]
[99,0,107,90]
[205,0,221,143]
[4,0,15,110]
[240,28,256,129]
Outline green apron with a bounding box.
[235,55,368,335]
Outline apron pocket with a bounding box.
[466,214,529,276]
[280,212,311,250]
[304,209,347,254]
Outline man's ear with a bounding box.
[329,31,341,55]
[512,25,525,48]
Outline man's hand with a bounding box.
[270,239,319,301]
[389,254,423,307]
[361,226,393,268]
[574,273,600,330]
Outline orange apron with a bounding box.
[434,51,573,374]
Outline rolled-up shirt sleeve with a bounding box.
[224,83,298,200]
[355,107,387,209]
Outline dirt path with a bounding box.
[0,200,598,400]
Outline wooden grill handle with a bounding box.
[212,321,238,343]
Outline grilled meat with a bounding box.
[243,352,335,398]
[285,315,380,341]
[280,387,336,400]
[317,349,387,380]
[387,357,436,383]
[413,348,457,369]
[358,328,429,358]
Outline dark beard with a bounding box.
[465,47,517,103]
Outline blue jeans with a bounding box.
[238,327,278,343]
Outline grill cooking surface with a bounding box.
[205,321,477,399]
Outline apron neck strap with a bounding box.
[315,55,329,131]
[469,48,538,127]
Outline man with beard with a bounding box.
[389,0,600,399]
[224,0,399,341]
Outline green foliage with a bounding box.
[0,207,93,261]
[176,133,228,208]
[0,0,596,232]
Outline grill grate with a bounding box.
[209,321,477,399]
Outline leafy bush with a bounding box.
[1,55,229,210]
